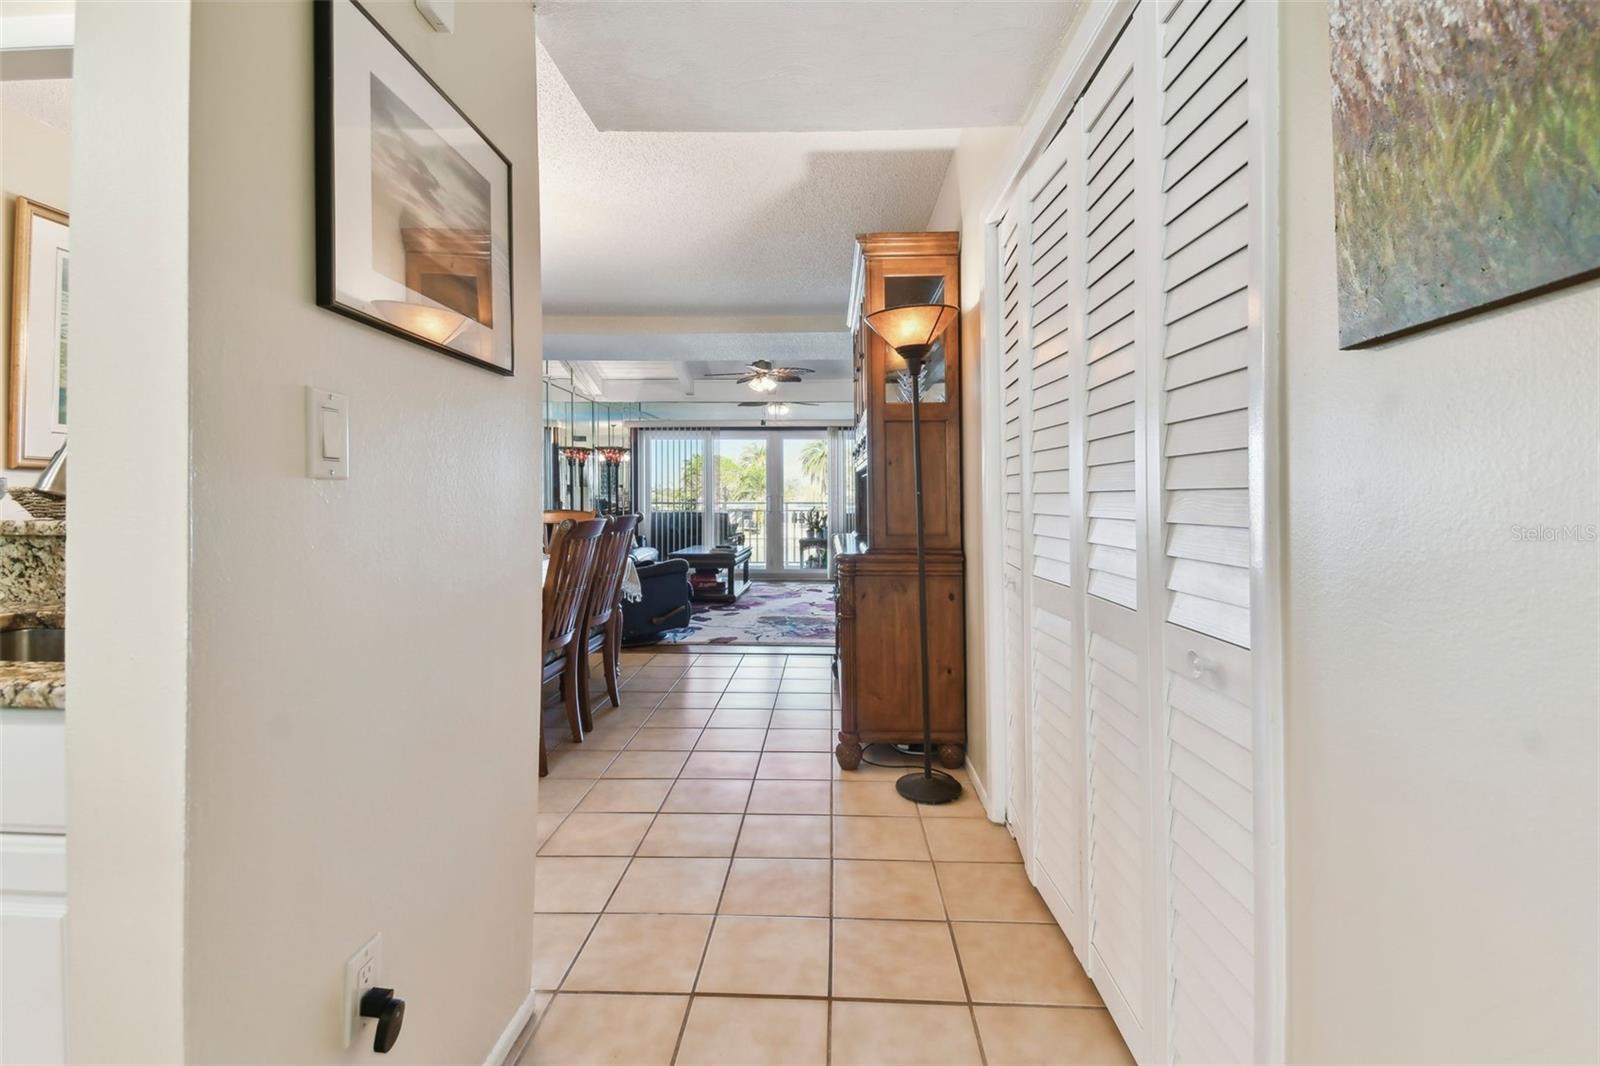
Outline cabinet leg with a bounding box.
[937,743,965,770]
[835,735,863,771]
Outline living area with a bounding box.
[543,367,849,648]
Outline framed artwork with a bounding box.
[8,197,69,469]
[314,0,514,374]
[1330,0,1600,348]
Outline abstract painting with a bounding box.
[1329,0,1600,348]
[315,0,514,373]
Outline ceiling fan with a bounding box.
[706,359,814,394]
[737,400,816,416]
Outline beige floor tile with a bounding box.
[674,996,828,1066]
[577,724,640,751]
[768,710,835,730]
[747,780,831,815]
[952,922,1102,1006]
[693,727,768,751]
[681,665,738,678]
[656,693,724,710]
[829,1001,983,1066]
[772,693,834,710]
[733,665,786,678]
[545,749,619,779]
[574,778,673,814]
[716,692,779,710]
[645,706,715,728]
[662,778,752,814]
[538,813,654,856]
[672,677,731,693]
[736,814,831,858]
[602,750,690,779]
[762,729,833,753]
[831,919,967,1002]
[534,857,629,912]
[563,913,713,993]
[637,813,743,857]
[833,859,946,920]
[706,708,774,729]
[719,858,831,917]
[682,750,761,779]
[606,857,730,914]
[916,781,987,819]
[532,913,597,990]
[723,677,782,693]
[625,727,702,751]
[695,915,830,997]
[923,819,1023,862]
[973,1005,1134,1065]
[936,862,1053,923]
[777,680,833,695]
[831,816,929,860]
[527,993,688,1065]
[757,753,834,780]
[621,674,681,693]
[834,780,919,816]
[593,706,655,730]
[535,813,567,848]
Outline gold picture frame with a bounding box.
[8,196,70,469]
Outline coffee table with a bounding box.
[670,544,753,603]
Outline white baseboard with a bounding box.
[485,989,539,1066]
[967,761,1002,823]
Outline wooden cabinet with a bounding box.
[1,710,67,1063]
[835,233,966,770]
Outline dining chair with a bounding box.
[575,514,640,723]
[540,516,606,777]
[542,509,595,547]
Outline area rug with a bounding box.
[664,581,835,645]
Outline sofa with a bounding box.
[622,540,693,645]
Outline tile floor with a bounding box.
[525,648,1133,1066]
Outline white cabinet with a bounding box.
[991,3,1281,1062]
[1,710,67,1065]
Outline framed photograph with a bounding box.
[8,197,69,469]
[1330,0,1600,348]
[314,0,514,374]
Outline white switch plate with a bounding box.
[306,387,350,480]
[342,933,383,1048]
[415,0,454,32]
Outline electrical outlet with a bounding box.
[343,934,383,1048]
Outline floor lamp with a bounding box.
[863,302,963,806]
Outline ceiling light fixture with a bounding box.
[749,375,779,394]
[766,402,792,417]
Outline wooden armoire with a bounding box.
[834,232,966,770]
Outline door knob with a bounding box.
[359,987,405,1053]
[1186,650,1216,680]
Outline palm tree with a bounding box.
[799,440,828,492]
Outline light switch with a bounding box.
[307,387,350,480]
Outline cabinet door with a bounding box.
[1154,1,1265,1061]
[998,201,1033,856]
[1022,116,1086,945]
[1,833,67,1065]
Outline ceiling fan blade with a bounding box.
[771,367,813,376]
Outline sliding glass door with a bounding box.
[637,427,840,578]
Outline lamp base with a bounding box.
[895,769,963,806]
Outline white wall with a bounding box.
[1280,5,1600,1061]
[926,126,1020,805]
[65,0,191,1058]
[0,98,70,479]
[69,1,544,1061]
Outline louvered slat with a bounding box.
[1086,628,1144,1023]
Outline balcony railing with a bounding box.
[644,498,829,571]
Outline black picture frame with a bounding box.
[314,0,515,375]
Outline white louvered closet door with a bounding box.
[1152,0,1266,1062]
[1078,21,1156,1055]
[999,202,1032,852]
[1021,117,1085,943]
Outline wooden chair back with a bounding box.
[542,517,606,655]
[543,509,596,546]
[582,514,640,633]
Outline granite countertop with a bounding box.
[0,661,65,709]
[0,518,66,537]
[0,603,65,709]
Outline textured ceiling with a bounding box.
[543,329,851,371]
[537,38,958,317]
[0,78,72,130]
[537,1,1083,132]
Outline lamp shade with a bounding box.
[863,303,959,354]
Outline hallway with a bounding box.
[526,648,1134,1065]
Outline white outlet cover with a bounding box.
[342,933,383,1048]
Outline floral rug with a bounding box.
[664,581,836,645]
